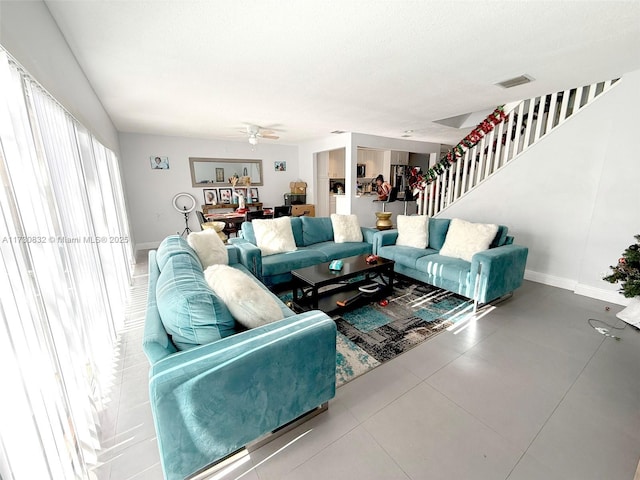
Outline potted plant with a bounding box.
[604,234,640,328]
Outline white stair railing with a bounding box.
[418,79,619,216]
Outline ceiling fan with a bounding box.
[242,124,280,145]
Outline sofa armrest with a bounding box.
[360,227,378,245]
[372,229,399,254]
[471,244,529,304]
[149,311,336,480]
[227,238,263,280]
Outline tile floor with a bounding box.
[92,251,640,480]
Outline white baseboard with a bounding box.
[135,241,162,256]
[524,270,576,291]
[524,269,629,306]
[574,283,630,306]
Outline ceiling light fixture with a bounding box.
[248,135,258,146]
[404,130,413,134]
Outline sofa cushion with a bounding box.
[261,248,327,277]
[240,221,257,244]
[231,264,295,318]
[330,214,363,243]
[301,216,334,246]
[439,218,499,262]
[379,245,438,269]
[253,216,297,256]
[415,254,472,284]
[428,218,451,250]
[309,241,372,261]
[290,217,304,246]
[187,229,228,268]
[156,253,235,351]
[156,235,201,271]
[205,264,284,329]
[240,217,304,247]
[396,215,428,249]
[490,225,509,248]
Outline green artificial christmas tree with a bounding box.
[603,234,640,298]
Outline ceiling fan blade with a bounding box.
[260,134,279,140]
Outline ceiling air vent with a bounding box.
[495,74,534,89]
[331,130,346,134]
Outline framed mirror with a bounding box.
[189,157,263,187]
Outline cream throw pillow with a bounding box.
[331,214,363,243]
[204,264,284,329]
[252,216,297,256]
[396,215,428,249]
[439,218,499,262]
[187,229,228,268]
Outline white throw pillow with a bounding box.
[331,214,363,243]
[204,264,284,329]
[439,218,499,262]
[187,229,228,268]
[396,215,428,249]
[252,216,297,256]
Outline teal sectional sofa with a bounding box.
[143,236,337,480]
[373,218,528,305]
[230,216,377,286]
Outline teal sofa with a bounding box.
[143,236,337,480]
[373,218,528,305]
[230,216,377,286]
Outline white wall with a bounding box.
[119,133,299,248]
[438,70,640,305]
[0,1,119,151]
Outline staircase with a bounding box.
[418,79,620,217]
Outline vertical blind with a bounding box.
[0,49,133,479]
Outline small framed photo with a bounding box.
[203,189,218,205]
[215,167,225,182]
[150,156,169,169]
[249,187,259,202]
[275,161,286,172]
[218,188,233,204]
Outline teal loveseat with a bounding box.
[143,236,337,480]
[230,216,377,286]
[373,218,528,305]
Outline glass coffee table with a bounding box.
[291,255,395,315]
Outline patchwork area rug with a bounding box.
[280,277,474,387]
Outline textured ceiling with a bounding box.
[45,0,640,145]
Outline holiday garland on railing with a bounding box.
[408,105,508,196]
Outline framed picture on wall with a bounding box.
[249,187,259,202]
[218,188,233,204]
[150,156,169,169]
[274,161,286,172]
[203,189,218,205]
[215,167,225,182]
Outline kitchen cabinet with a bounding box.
[385,150,409,165]
[328,148,345,178]
[357,149,384,179]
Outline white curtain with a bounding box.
[0,48,133,480]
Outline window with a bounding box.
[0,48,133,479]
